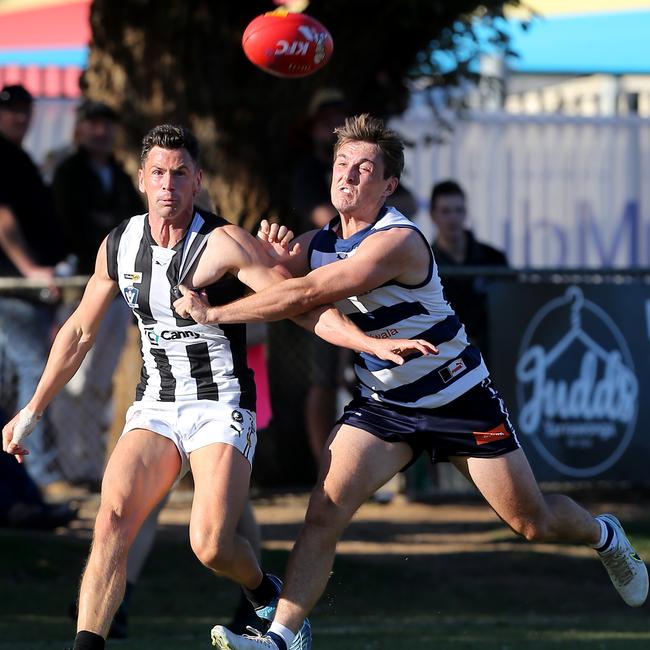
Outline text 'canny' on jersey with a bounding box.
[106,210,255,409]
[308,206,489,409]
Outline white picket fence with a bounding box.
[391,109,650,269]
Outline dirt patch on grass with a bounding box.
[64,486,650,560]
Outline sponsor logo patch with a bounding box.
[371,328,399,339]
[124,285,139,307]
[230,409,246,437]
[438,358,467,383]
[123,272,142,282]
[144,328,200,345]
[473,424,510,446]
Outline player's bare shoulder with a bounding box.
[190,224,250,288]
[360,226,431,285]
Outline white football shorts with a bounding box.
[121,399,257,477]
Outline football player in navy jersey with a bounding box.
[2,123,432,650]
[181,115,648,650]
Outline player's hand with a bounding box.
[2,408,42,463]
[173,285,213,324]
[25,265,61,301]
[257,219,301,262]
[367,338,438,366]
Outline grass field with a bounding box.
[1,491,649,649]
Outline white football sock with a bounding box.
[591,517,617,552]
[269,622,296,649]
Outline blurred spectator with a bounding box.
[52,99,144,274]
[0,83,67,490]
[289,91,419,465]
[47,100,144,488]
[291,88,347,231]
[290,91,418,463]
[429,179,508,363]
[0,448,77,530]
[289,90,351,461]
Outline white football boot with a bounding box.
[596,514,648,607]
[211,619,312,650]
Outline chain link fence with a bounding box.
[0,277,320,489]
[0,279,130,487]
[3,268,647,494]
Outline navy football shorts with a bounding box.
[337,377,520,467]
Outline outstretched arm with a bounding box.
[176,226,436,364]
[2,238,119,461]
[184,227,428,323]
[303,304,436,363]
[177,285,434,364]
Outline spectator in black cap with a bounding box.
[288,90,418,465]
[48,99,143,487]
[0,84,34,146]
[0,83,69,490]
[287,90,351,464]
[52,99,142,275]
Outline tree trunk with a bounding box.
[84,0,513,230]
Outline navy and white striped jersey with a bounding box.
[309,205,489,409]
[106,209,255,409]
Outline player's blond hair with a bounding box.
[333,114,404,180]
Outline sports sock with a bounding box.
[243,573,278,609]
[269,622,296,649]
[592,517,616,553]
[72,630,105,649]
[267,631,288,650]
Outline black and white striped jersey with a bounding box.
[309,205,489,409]
[106,209,255,409]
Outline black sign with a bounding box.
[489,283,649,482]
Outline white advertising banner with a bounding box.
[391,110,650,269]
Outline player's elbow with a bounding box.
[78,329,95,352]
[62,318,96,356]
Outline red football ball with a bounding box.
[242,11,334,78]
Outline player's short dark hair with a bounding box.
[333,114,404,180]
[140,124,200,167]
[430,179,465,210]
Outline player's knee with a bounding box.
[93,502,137,544]
[303,492,350,540]
[190,530,233,572]
[509,514,552,543]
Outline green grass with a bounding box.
[1,509,649,649]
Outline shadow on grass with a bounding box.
[1,506,649,649]
[262,518,505,545]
